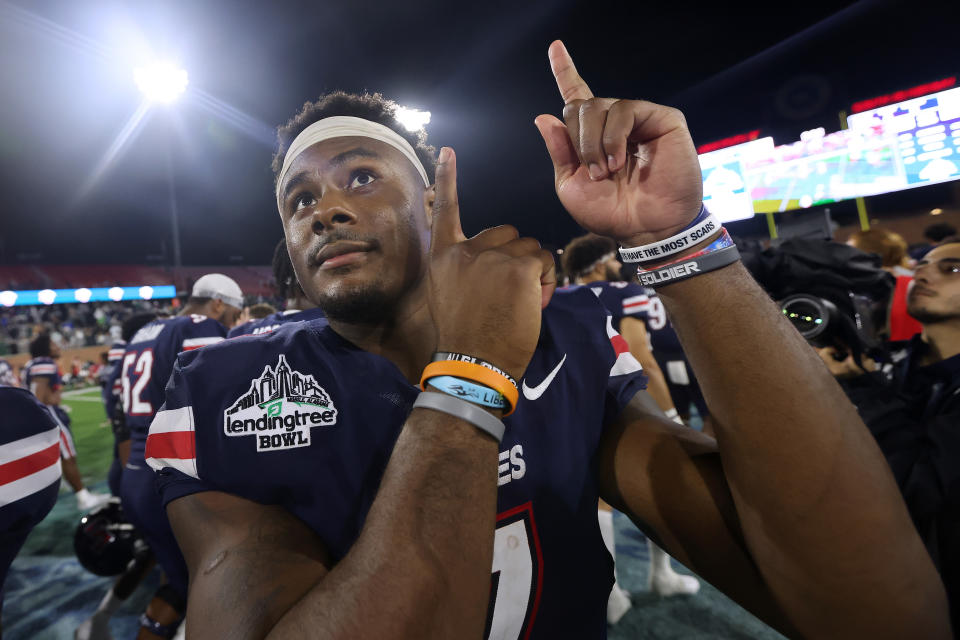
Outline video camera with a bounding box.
[742,238,895,362]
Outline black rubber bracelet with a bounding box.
[637,245,741,288]
[431,352,518,389]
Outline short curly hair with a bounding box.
[272,238,300,301]
[272,91,437,189]
[29,333,52,358]
[561,234,617,281]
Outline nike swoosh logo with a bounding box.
[522,354,567,401]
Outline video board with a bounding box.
[846,86,960,191]
[696,85,960,218]
[698,137,774,222]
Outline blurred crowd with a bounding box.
[0,300,175,356]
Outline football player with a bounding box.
[228,238,326,338]
[103,313,159,497]
[22,333,109,511]
[118,275,242,639]
[562,232,699,624]
[146,44,949,639]
[0,385,62,633]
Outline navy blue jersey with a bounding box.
[107,340,127,366]
[22,357,61,394]
[103,340,127,420]
[0,386,62,597]
[632,287,684,356]
[227,307,327,338]
[147,288,647,639]
[121,315,226,460]
[583,281,650,334]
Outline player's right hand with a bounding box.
[535,40,704,249]
[427,147,555,381]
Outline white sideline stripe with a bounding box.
[148,406,195,435]
[146,455,198,479]
[182,337,223,348]
[0,460,62,507]
[62,387,104,398]
[0,427,61,467]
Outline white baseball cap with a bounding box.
[191,273,244,309]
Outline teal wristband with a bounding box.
[427,375,506,410]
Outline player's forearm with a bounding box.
[657,261,950,636]
[270,403,498,640]
[34,380,53,405]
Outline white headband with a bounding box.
[275,115,430,203]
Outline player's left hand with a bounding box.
[534,40,704,248]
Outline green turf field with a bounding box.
[60,387,115,484]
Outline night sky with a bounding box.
[0,0,956,266]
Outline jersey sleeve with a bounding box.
[618,282,652,319]
[555,287,649,425]
[226,320,254,339]
[0,388,63,511]
[603,313,648,424]
[103,362,123,421]
[145,356,215,506]
[179,317,227,352]
[27,360,61,389]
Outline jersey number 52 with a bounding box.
[120,349,154,416]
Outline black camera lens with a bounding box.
[781,295,830,339]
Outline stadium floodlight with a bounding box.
[395,106,431,132]
[134,61,188,103]
[108,286,125,301]
[139,285,154,300]
[38,289,56,305]
[0,291,16,307]
[75,288,92,303]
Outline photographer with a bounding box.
[819,240,960,627]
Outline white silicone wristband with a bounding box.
[619,211,720,263]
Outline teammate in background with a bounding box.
[228,238,326,338]
[103,313,159,496]
[0,357,19,387]
[0,386,62,633]
[23,334,109,512]
[77,313,163,640]
[102,335,129,418]
[146,43,950,638]
[562,233,699,624]
[118,274,242,640]
[638,285,714,436]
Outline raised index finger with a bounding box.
[430,146,466,251]
[548,40,594,104]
